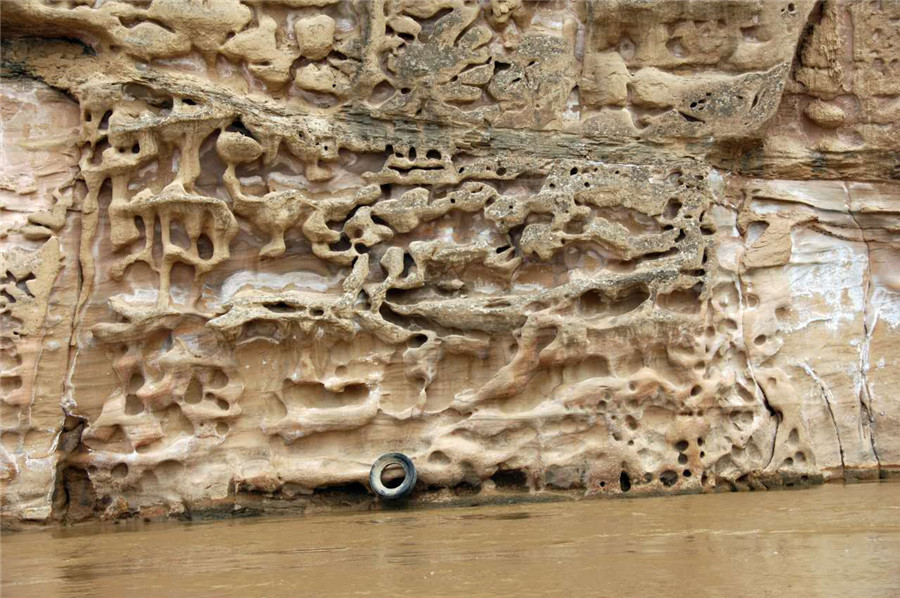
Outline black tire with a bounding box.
[369,453,417,500]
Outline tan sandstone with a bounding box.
[0,0,897,526]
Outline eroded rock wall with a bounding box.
[0,0,897,525]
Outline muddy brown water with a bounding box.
[2,482,899,597]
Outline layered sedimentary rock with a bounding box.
[0,0,897,525]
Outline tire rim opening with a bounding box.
[381,463,406,489]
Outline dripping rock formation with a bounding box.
[0,0,898,526]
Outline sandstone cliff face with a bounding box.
[0,0,897,525]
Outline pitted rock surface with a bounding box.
[0,0,897,524]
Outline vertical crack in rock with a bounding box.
[844,184,880,471]
[756,382,780,471]
[52,212,87,521]
[800,363,846,472]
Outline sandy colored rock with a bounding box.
[0,79,81,522]
[294,15,335,61]
[0,0,897,526]
[804,99,845,128]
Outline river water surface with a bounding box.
[2,482,899,597]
